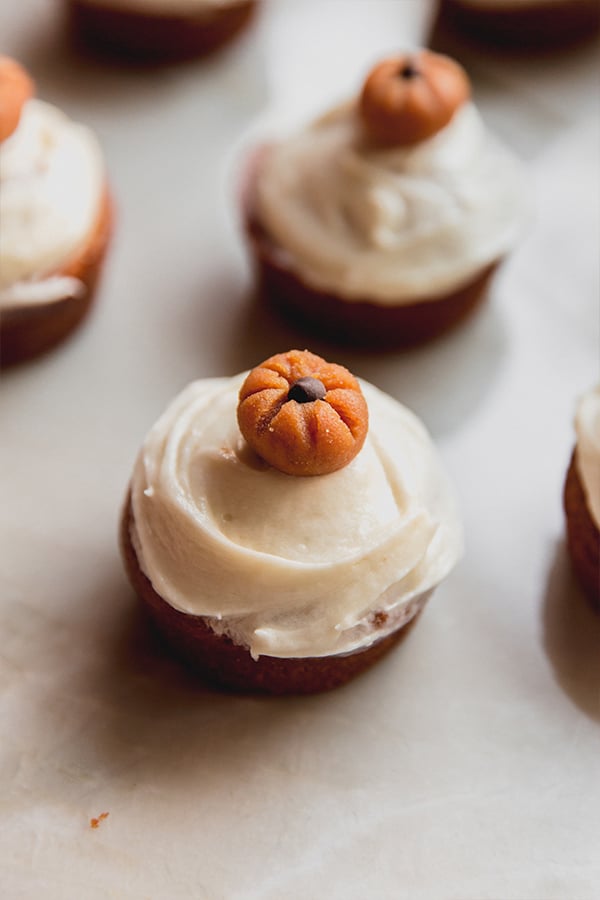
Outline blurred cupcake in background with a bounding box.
[242,49,527,348]
[0,57,112,366]
[433,0,600,50]
[564,386,600,611]
[68,0,258,62]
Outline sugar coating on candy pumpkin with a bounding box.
[237,350,369,476]
[0,56,34,143]
[359,50,470,147]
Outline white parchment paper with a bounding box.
[1,2,599,898]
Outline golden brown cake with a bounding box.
[121,350,463,694]
[0,57,112,367]
[68,0,257,62]
[243,50,527,348]
[564,387,600,610]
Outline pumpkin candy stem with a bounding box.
[287,376,327,404]
[359,50,471,147]
[237,349,369,476]
[399,61,420,80]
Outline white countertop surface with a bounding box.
[1,2,599,898]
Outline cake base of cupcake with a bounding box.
[0,188,113,367]
[435,0,600,50]
[244,150,497,348]
[121,496,427,694]
[68,0,257,62]
[563,451,600,611]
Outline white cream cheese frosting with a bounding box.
[254,100,527,305]
[575,385,600,530]
[130,374,463,659]
[0,98,104,310]
[76,0,248,14]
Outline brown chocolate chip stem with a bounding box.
[287,376,327,404]
[399,61,419,79]
[237,350,368,476]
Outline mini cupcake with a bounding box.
[564,386,600,610]
[121,349,463,694]
[68,0,257,62]
[434,0,600,50]
[244,50,526,348]
[0,57,112,367]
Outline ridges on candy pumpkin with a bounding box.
[237,349,368,476]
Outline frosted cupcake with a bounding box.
[69,0,257,62]
[244,50,526,348]
[435,0,599,49]
[121,349,463,694]
[564,386,600,610]
[0,57,112,366]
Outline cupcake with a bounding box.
[0,57,112,367]
[121,349,463,694]
[434,0,600,50]
[68,0,257,62]
[243,50,526,348]
[564,386,600,610]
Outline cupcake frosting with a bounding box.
[575,386,600,530]
[130,374,463,659]
[254,100,526,304]
[0,99,104,310]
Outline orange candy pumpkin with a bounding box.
[237,349,369,476]
[359,50,470,147]
[0,56,34,143]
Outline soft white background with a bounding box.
[1,2,599,898]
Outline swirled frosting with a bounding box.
[0,99,104,310]
[254,101,526,304]
[575,386,600,530]
[130,374,463,659]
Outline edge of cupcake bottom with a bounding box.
[120,493,430,695]
[564,450,600,611]
[67,0,257,62]
[433,0,600,50]
[0,186,113,367]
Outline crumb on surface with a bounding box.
[90,811,109,829]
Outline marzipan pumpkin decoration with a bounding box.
[0,56,34,143]
[237,349,368,476]
[359,50,470,147]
